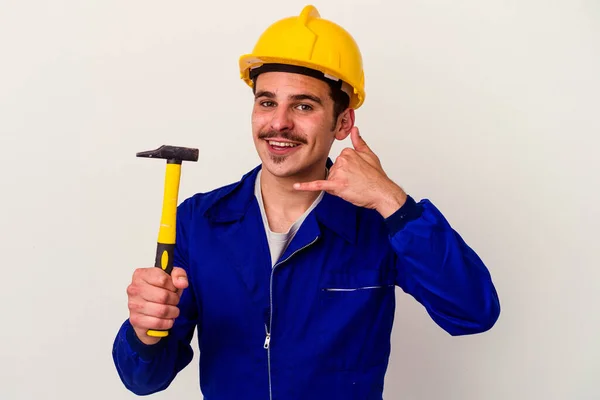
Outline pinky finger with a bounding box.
[293,180,342,192]
[130,314,175,331]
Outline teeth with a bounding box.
[269,141,298,148]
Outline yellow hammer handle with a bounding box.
[147,161,181,338]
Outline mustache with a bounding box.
[258,130,308,145]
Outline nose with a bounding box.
[270,106,294,132]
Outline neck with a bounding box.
[259,163,327,233]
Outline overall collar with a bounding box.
[203,159,357,244]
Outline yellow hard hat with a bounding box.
[239,5,365,109]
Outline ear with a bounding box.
[334,108,355,141]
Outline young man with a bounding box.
[112,6,500,399]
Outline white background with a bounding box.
[1,1,598,399]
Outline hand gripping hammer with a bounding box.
[136,145,199,338]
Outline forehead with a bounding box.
[254,71,331,97]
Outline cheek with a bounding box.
[251,113,264,135]
[252,109,272,128]
[311,123,336,146]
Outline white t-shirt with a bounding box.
[254,169,326,267]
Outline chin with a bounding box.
[262,158,300,178]
[256,146,322,179]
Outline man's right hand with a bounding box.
[127,267,189,345]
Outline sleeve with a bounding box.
[111,199,200,395]
[386,196,501,336]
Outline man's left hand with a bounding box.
[293,127,408,218]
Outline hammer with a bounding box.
[136,145,198,338]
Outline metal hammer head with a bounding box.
[136,145,199,164]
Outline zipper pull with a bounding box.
[264,333,271,349]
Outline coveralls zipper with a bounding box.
[264,236,319,400]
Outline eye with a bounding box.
[260,101,276,107]
[296,104,313,111]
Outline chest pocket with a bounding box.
[316,267,396,372]
[321,268,395,292]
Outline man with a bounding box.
[112,5,500,399]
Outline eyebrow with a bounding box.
[291,94,322,105]
[255,91,323,105]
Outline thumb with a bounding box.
[171,267,189,290]
[350,127,372,153]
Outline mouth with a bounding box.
[264,139,302,156]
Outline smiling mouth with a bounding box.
[267,140,300,148]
